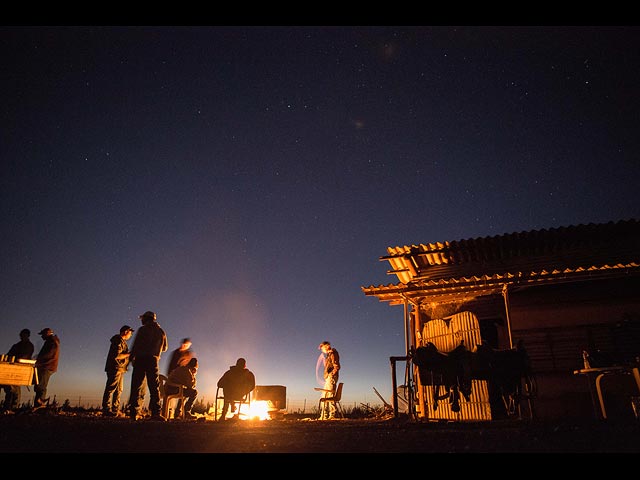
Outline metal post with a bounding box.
[502,284,514,349]
[390,356,398,417]
[390,355,410,419]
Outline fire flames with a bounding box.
[240,400,271,420]
[212,400,272,421]
[211,385,286,421]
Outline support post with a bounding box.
[502,284,514,349]
[390,355,409,418]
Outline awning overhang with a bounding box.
[362,262,640,306]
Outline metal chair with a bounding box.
[214,386,250,421]
[159,374,185,419]
[315,382,344,419]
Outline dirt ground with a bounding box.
[1,409,639,456]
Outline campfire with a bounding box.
[238,400,270,420]
[214,385,286,421]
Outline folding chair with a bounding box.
[315,382,344,419]
[214,386,250,421]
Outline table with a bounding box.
[0,360,37,386]
[573,365,640,420]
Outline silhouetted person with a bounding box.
[166,337,194,417]
[127,311,168,421]
[167,338,194,375]
[101,325,134,416]
[216,357,255,420]
[167,357,199,419]
[34,328,60,408]
[1,328,34,411]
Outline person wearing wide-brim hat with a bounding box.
[127,311,168,421]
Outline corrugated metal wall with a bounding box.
[415,311,492,421]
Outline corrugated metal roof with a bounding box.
[362,219,640,305]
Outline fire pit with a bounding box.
[252,385,286,419]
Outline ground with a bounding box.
[1,409,639,456]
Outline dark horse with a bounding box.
[412,340,536,417]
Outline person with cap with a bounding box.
[166,337,194,418]
[33,327,60,408]
[318,340,340,420]
[101,324,134,417]
[1,328,35,412]
[167,357,199,420]
[216,357,256,421]
[127,311,168,421]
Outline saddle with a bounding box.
[413,341,473,412]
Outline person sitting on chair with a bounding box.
[166,337,194,416]
[167,357,199,420]
[216,357,255,421]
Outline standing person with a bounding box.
[101,325,134,417]
[318,340,340,420]
[127,311,168,421]
[167,357,199,420]
[166,337,194,417]
[1,328,35,412]
[216,358,255,421]
[34,328,60,408]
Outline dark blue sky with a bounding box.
[1,26,638,408]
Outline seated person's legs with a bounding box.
[183,387,197,414]
[220,400,230,420]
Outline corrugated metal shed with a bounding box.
[364,219,640,422]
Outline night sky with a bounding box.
[2,26,639,409]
